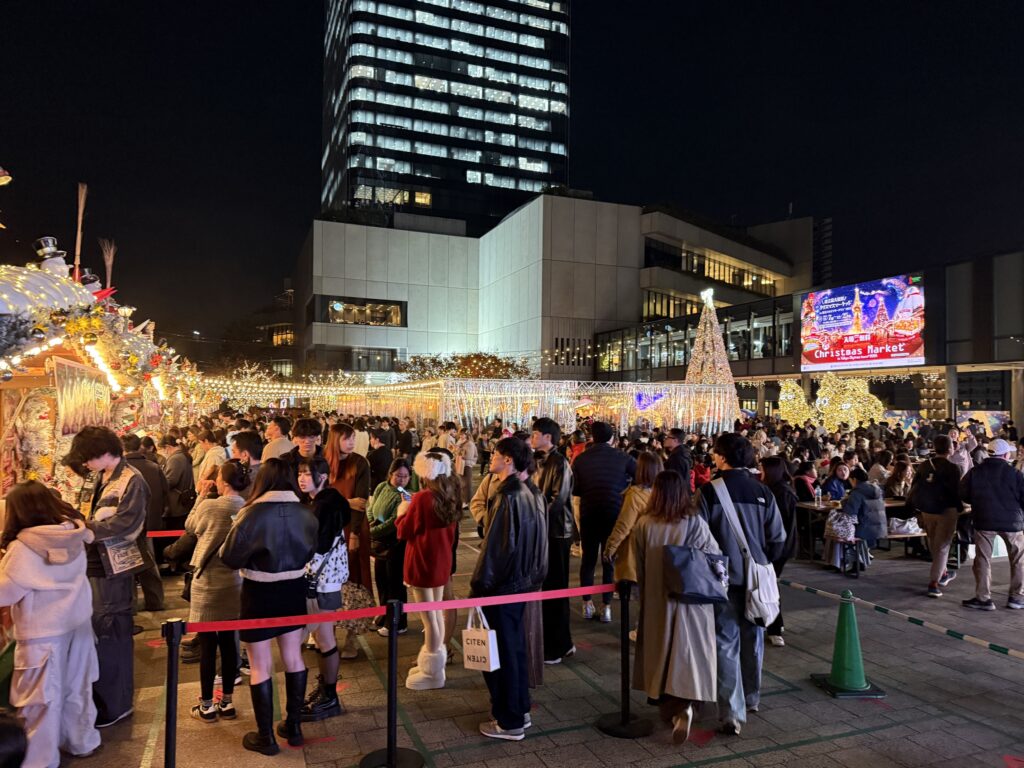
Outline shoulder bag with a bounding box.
[663,536,730,603]
[306,535,346,610]
[712,477,781,627]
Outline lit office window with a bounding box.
[499,155,516,167]
[348,131,370,145]
[551,20,568,34]
[519,94,549,111]
[550,142,567,154]
[416,9,450,28]
[519,54,551,70]
[378,47,414,64]
[350,109,375,123]
[485,87,514,104]
[451,147,482,162]
[518,156,549,172]
[518,179,544,192]
[351,87,374,102]
[484,173,515,188]
[456,104,484,120]
[350,43,376,58]
[486,6,517,21]
[450,81,483,98]
[452,0,483,11]
[484,130,516,146]
[485,67,516,84]
[347,156,371,169]
[519,74,550,91]
[352,0,375,12]
[376,113,412,129]
[415,97,450,114]
[517,114,550,130]
[416,33,450,50]
[523,0,552,9]
[550,100,567,114]
[376,157,411,174]
[486,47,516,65]
[375,187,409,204]
[350,64,376,79]
[519,13,551,29]
[519,33,545,49]
[467,63,485,77]
[327,298,404,326]
[452,18,483,35]
[378,3,415,20]
[518,136,548,152]
[466,169,482,183]
[414,141,447,157]
[418,0,450,6]
[414,191,432,206]
[486,26,518,44]
[415,74,448,92]
[551,80,568,94]
[451,125,484,140]
[378,135,411,152]
[452,39,485,57]
[414,118,448,136]
[485,110,515,125]
[354,184,373,200]
[377,91,412,108]
[383,69,412,86]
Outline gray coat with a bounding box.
[631,514,719,703]
[186,494,245,623]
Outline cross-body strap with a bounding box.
[711,476,751,566]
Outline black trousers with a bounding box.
[580,512,616,605]
[542,537,573,660]
[482,603,529,730]
[136,538,165,611]
[198,630,237,701]
[373,541,408,629]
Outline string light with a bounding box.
[84,344,122,393]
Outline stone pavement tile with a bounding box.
[534,743,607,768]
[760,706,825,730]
[789,741,840,757]
[907,729,987,760]
[545,725,597,746]
[584,737,653,765]
[943,722,1019,750]
[303,735,363,764]
[415,717,467,745]
[484,753,547,768]
[829,746,904,768]
[772,755,845,768]
[871,736,947,767]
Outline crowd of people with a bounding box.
[1,407,1022,764]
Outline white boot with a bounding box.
[405,648,446,691]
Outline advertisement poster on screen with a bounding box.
[800,274,925,371]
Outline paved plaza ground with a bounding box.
[91,517,1024,768]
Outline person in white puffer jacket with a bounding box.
[0,481,101,768]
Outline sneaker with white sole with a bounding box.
[938,571,957,588]
[582,601,595,620]
[377,626,408,637]
[479,719,525,741]
[600,605,612,623]
[768,635,785,647]
[95,708,134,729]
[524,713,532,729]
[191,701,218,723]
[1008,597,1024,610]
[962,597,996,611]
[218,700,237,720]
[543,645,575,665]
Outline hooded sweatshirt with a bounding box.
[0,520,94,640]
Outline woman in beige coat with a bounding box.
[631,470,720,743]
[606,452,663,584]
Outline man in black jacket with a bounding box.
[471,437,547,742]
[531,417,575,664]
[123,433,167,612]
[366,430,394,490]
[908,435,963,597]
[960,439,1024,611]
[571,421,636,623]
[663,427,693,487]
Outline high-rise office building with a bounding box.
[322,0,569,234]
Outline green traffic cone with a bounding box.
[811,589,885,699]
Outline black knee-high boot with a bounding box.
[243,679,279,755]
[276,670,307,747]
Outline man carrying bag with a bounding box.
[698,433,786,737]
[469,437,547,742]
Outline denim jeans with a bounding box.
[713,587,765,724]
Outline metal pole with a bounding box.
[595,581,653,739]
[359,600,424,768]
[162,618,185,768]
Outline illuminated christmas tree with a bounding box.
[684,289,740,425]
[873,299,890,328]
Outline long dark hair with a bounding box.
[760,455,792,487]
[645,470,695,522]
[1,481,79,549]
[245,458,299,502]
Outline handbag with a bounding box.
[370,533,398,559]
[712,477,781,628]
[825,509,857,541]
[663,542,730,604]
[888,517,922,535]
[97,519,154,579]
[462,607,501,672]
[306,535,346,610]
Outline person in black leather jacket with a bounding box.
[471,437,548,742]
[219,459,317,755]
[530,417,576,664]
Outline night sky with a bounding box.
[2,1,1023,340]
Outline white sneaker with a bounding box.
[768,635,785,647]
[524,713,532,729]
[377,626,408,637]
[582,601,595,620]
[600,605,612,623]
[479,719,525,741]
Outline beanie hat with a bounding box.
[414,451,451,481]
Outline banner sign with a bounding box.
[800,274,925,372]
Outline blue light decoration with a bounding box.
[635,390,666,411]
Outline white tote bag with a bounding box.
[462,607,501,672]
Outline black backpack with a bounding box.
[908,460,947,514]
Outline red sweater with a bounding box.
[396,490,456,589]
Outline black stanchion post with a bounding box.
[596,581,654,739]
[360,600,425,768]
[162,618,185,768]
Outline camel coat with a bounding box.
[605,485,651,584]
[631,514,719,703]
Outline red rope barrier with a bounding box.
[179,583,615,634]
[147,530,186,538]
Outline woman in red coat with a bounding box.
[396,451,462,690]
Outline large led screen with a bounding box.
[800,274,925,371]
